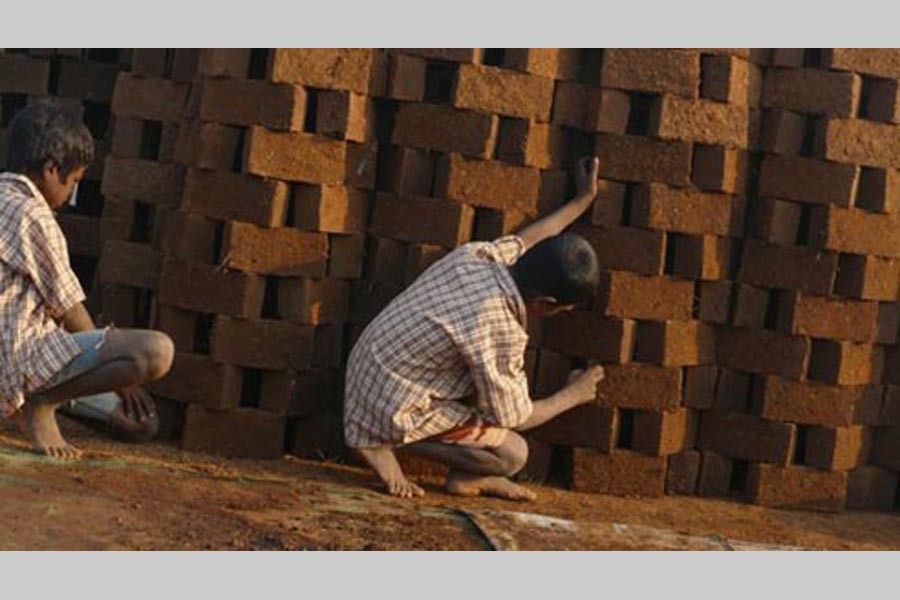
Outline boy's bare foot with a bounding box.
[357,446,425,499]
[446,470,537,502]
[22,402,83,460]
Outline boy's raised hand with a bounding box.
[574,156,600,199]
[567,365,606,405]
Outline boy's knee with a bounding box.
[133,331,174,381]
[498,432,529,476]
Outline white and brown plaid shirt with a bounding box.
[344,235,533,448]
[0,172,85,418]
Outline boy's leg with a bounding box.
[356,446,425,499]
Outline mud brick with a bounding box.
[759,155,858,207]
[388,53,426,101]
[805,426,872,471]
[109,117,144,158]
[877,303,900,344]
[155,304,199,350]
[717,328,810,380]
[590,180,627,226]
[569,449,667,497]
[531,405,617,451]
[404,244,447,283]
[857,385,885,426]
[496,120,566,169]
[289,412,345,460]
[684,366,718,409]
[277,278,350,325]
[111,73,188,122]
[392,103,498,159]
[601,49,698,98]
[885,386,900,425]
[696,281,733,324]
[595,134,692,187]
[98,285,143,328]
[747,198,803,244]
[715,369,753,411]
[472,206,530,241]
[738,239,838,295]
[371,192,474,248]
[157,257,264,318]
[243,127,348,185]
[810,205,900,259]
[181,169,288,228]
[698,411,795,464]
[314,323,345,368]
[199,78,306,131]
[518,437,554,483]
[763,68,861,117]
[635,321,715,367]
[211,316,314,371]
[0,54,49,94]
[651,95,749,147]
[293,184,368,234]
[269,48,386,95]
[666,450,701,495]
[808,340,879,386]
[551,82,629,133]
[398,48,484,63]
[570,224,665,276]
[315,90,376,142]
[847,466,899,511]
[149,352,241,409]
[760,376,866,427]
[435,154,540,215]
[856,168,900,214]
[632,183,739,237]
[697,451,733,497]
[377,145,435,197]
[670,235,733,281]
[345,141,378,190]
[885,347,900,385]
[747,464,847,511]
[778,292,879,342]
[58,213,102,257]
[532,349,572,397]
[700,54,761,106]
[633,409,696,456]
[759,109,806,155]
[503,48,581,80]
[452,63,553,121]
[195,48,250,77]
[824,48,900,79]
[366,237,407,286]
[181,404,285,459]
[692,146,748,194]
[222,222,328,277]
[542,311,635,363]
[174,121,242,172]
[129,49,166,77]
[871,426,900,470]
[863,77,900,124]
[770,49,805,67]
[538,170,569,213]
[259,368,339,417]
[595,364,683,411]
[597,271,695,322]
[156,211,216,263]
[56,60,119,102]
[98,241,159,289]
[101,158,183,206]
[817,118,900,170]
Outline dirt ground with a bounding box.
[1,418,899,550]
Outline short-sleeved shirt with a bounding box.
[344,235,533,448]
[0,172,85,418]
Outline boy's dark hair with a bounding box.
[511,233,600,306]
[4,100,94,177]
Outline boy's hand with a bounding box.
[567,365,605,404]
[117,385,156,423]
[574,156,600,199]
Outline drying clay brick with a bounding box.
[181,405,285,460]
[700,54,761,106]
[747,464,847,511]
[846,466,899,511]
[294,185,369,234]
[269,48,386,95]
[666,450,701,495]
[393,103,498,159]
[759,155,858,207]
[222,222,328,277]
[760,376,866,427]
[435,153,540,215]
[817,118,900,170]
[824,49,900,79]
[157,257,264,318]
[856,168,900,214]
[746,198,803,244]
[316,90,377,142]
[778,292,879,342]
[388,53,426,102]
[762,68,861,117]
[594,364,683,411]
[199,78,306,131]
[173,121,243,172]
[691,145,748,194]
[595,134,692,187]
[541,311,636,363]
[101,158,183,206]
[530,405,617,451]
[570,449,667,497]
[696,281,733,324]
[670,234,733,281]
[698,410,795,464]
[758,108,806,155]
[596,270,695,322]
[244,126,348,185]
[453,63,554,120]
[651,95,750,147]
[196,49,252,77]
[370,192,474,248]
[182,169,288,228]
[570,223,665,277]
[211,316,314,370]
[717,327,810,380]
[805,426,872,471]
[635,320,716,367]
[809,205,900,258]
[631,183,738,236]
[149,352,241,410]
[808,340,880,386]
[601,49,699,98]
[683,365,718,409]
[0,54,49,94]
[277,278,351,325]
[111,73,189,122]
[633,409,697,456]
[98,241,160,290]
[738,239,838,295]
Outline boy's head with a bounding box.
[510,233,600,318]
[5,100,94,210]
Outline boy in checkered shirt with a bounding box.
[0,101,174,459]
[344,157,605,501]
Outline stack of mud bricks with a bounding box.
[99,49,384,459]
[0,49,131,311]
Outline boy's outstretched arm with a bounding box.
[516,156,599,251]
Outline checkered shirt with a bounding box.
[344,235,533,448]
[0,173,85,418]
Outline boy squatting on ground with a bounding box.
[344,156,606,501]
[0,101,175,459]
